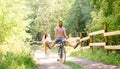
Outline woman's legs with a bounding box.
[44,42,49,57]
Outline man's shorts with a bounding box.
[55,37,66,43]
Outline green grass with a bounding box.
[51,47,58,52]
[70,49,120,65]
[65,61,84,69]
[30,45,42,51]
[0,44,36,69]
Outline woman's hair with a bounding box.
[44,34,47,39]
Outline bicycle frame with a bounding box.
[57,40,66,63]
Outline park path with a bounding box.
[34,50,120,69]
[67,57,120,69]
[34,50,72,69]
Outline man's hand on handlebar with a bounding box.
[65,36,69,39]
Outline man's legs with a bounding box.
[65,40,73,47]
[65,39,80,49]
[51,38,62,48]
[51,41,56,48]
[52,38,74,48]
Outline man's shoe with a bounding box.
[73,42,80,49]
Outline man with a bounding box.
[51,20,73,48]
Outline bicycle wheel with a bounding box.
[62,47,66,63]
[59,46,66,63]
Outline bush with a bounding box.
[0,44,35,69]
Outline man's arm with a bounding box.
[63,28,68,38]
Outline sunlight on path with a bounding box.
[67,57,120,69]
[34,50,120,69]
[34,50,72,69]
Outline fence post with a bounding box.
[104,22,109,53]
[80,32,82,48]
[90,28,93,51]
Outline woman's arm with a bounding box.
[48,34,52,41]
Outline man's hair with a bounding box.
[59,20,63,23]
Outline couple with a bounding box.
[42,20,79,57]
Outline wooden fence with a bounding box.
[75,23,120,50]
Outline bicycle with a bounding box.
[57,38,66,63]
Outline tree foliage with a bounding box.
[0,0,35,69]
[28,0,75,39]
[64,0,92,36]
[28,0,92,38]
[28,0,120,45]
[0,0,31,44]
[90,0,120,44]
[90,0,120,31]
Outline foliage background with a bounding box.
[0,0,120,68]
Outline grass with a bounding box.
[0,43,36,69]
[30,45,42,51]
[70,48,120,65]
[65,61,84,69]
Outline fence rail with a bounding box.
[105,45,120,49]
[80,36,89,42]
[74,23,120,51]
[89,30,104,36]
[104,30,120,36]
[89,42,106,46]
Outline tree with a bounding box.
[28,0,75,39]
[0,0,31,44]
[65,0,92,36]
[90,0,120,44]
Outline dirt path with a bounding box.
[34,50,72,69]
[34,50,120,69]
[67,57,120,69]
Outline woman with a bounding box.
[42,31,52,57]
